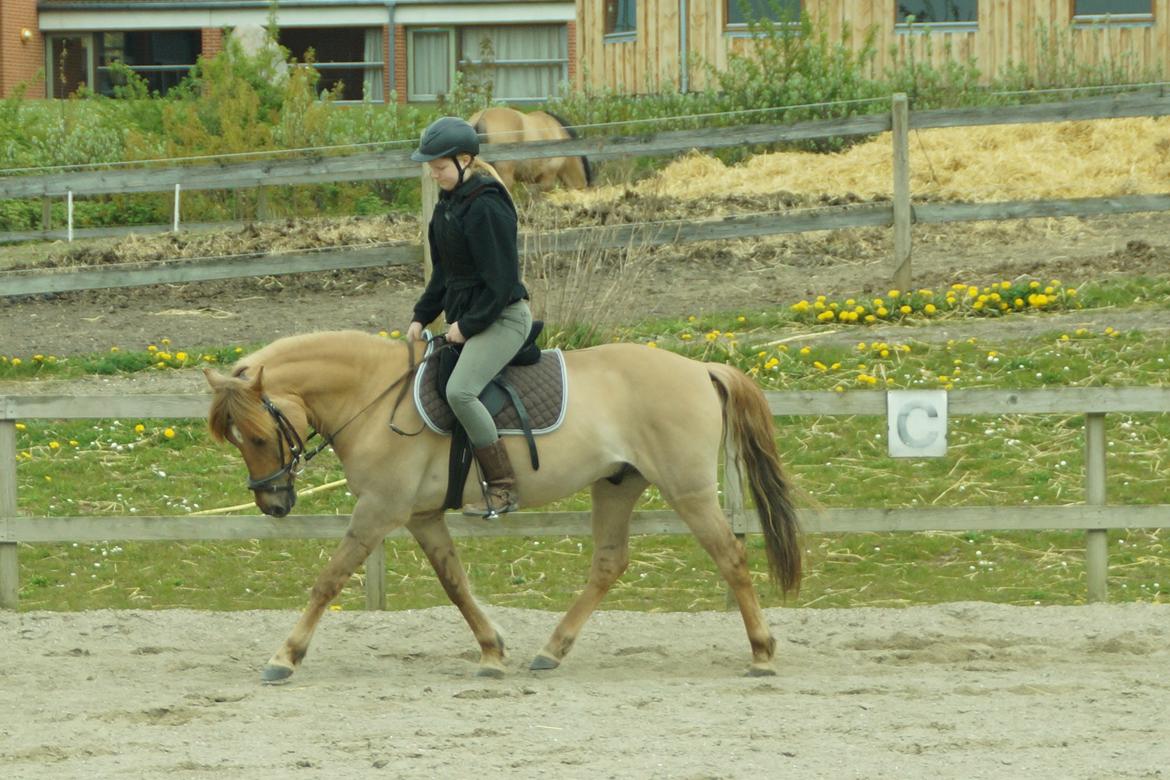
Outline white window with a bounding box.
[408,25,568,103]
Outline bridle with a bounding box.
[242,337,453,496]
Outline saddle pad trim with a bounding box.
[412,341,569,437]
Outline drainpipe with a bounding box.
[679,0,688,93]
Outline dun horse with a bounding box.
[469,106,592,190]
[205,332,801,681]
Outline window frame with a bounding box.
[278,27,385,103]
[45,32,94,98]
[893,1,979,33]
[406,27,456,102]
[457,24,570,104]
[724,0,803,32]
[95,30,201,98]
[1072,0,1154,26]
[604,0,637,44]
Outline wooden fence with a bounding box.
[3,386,1169,610]
[2,89,1170,296]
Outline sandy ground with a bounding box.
[1,603,1168,780]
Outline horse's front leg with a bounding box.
[261,496,402,683]
[408,511,507,677]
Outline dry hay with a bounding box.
[550,116,1170,206]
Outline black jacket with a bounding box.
[412,173,529,339]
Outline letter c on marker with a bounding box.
[896,401,938,449]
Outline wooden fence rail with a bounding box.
[3,90,1170,297]
[3,386,1168,610]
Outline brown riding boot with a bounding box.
[463,439,519,518]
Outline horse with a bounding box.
[469,106,592,190]
[204,331,801,682]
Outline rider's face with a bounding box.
[427,154,471,191]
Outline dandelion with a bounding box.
[390,330,401,338]
[924,303,937,315]
[791,300,810,313]
[899,305,912,315]
[175,351,188,363]
[647,341,658,349]
[15,422,26,431]
[799,347,811,356]
[134,424,145,434]
[49,441,60,450]
[110,346,120,353]
[680,333,693,341]
[11,358,21,367]
[164,428,176,439]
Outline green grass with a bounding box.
[6,311,1169,611]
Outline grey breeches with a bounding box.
[446,301,533,448]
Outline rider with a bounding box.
[406,116,533,517]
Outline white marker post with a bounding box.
[887,390,948,458]
[173,183,181,233]
[66,190,74,242]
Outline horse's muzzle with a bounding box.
[255,485,297,518]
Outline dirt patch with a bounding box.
[1,604,1168,779]
[2,208,1169,360]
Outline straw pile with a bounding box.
[551,116,1170,206]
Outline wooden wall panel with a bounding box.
[574,0,1170,95]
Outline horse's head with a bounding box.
[204,365,311,518]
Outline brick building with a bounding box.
[1,0,577,103]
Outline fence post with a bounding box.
[0,419,19,609]
[420,168,438,285]
[364,541,386,610]
[723,440,747,609]
[891,93,912,292]
[1085,412,1108,602]
[172,183,181,233]
[66,190,74,243]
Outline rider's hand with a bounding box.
[406,321,424,342]
[446,322,466,344]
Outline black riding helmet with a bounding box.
[411,116,480,162]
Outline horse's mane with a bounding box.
[208,331,403,443]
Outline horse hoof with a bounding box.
[260,664,295,684]
[745,665,777,678]
[529,654,560,671]
[476,665,506,679]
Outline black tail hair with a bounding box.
[543,110,592,186]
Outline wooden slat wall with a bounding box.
[576,1,1170,94]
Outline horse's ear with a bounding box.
[203,367,228,389]
[246,365,265,393]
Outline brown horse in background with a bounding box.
[470,106,592,190]
[204,333,801,682]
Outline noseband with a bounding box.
[246,396,327,495]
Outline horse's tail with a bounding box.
[543,109,593,186]
[708,363,802,595]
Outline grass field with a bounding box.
[4,277,1169,612]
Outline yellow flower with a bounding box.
[879,349,890,358]
[647,341,658,349]
[15,422,27,431]
[680,333,693,341]
[234,347,244,354]
[378,330,388,338]
[1029,281,1040,289]
[134,424,146,434]
[705,332,719,342]
[329,604,343,611]
[813,361,827,371]
[110,346,120,353]
[164,428,176,439]
[799,346,811,356]
[11,358,21,367]
[1066,288,1077,297]
[390,329,401,338]
[834,385,844,393]
[899,305,912,315]
[888,290,901,298]
[864,315,876,323]
[877,307,889,317]
[973,301,985,311]
[1000,281,1012,290]
[175,351,188,362]
[737,315,746,323]
[924,303,937,315]
[791,300,810,313]
[967,286,978,297]
[817,310,835,322]
[147,345,158,353]
[49,441,60,450]
[33,354,44,362]
[1060,334,1069,341]
[69,440,78,446]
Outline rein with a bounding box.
[245,338,451,494]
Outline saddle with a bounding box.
[412,322,568,510]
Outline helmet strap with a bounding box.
[453,155,474,186]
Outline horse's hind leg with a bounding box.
[669,491,777,676]
[409,511,507,678]
[530,473,647,671]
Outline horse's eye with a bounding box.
[251,436,267,447]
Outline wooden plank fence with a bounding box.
[2,90,1169,297]
[3,387,1168,610]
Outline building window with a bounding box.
[605,0,637,36]
[408,28,455,102]
[408,25,568,103]
[460,26,568,103]
[727,0,802,26]
[47,35,91,98]
[279,27,385,102]
[1073,0,1152,18]
[896,1,978,24]
[97,30,200,97]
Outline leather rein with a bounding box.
[245,338,451,495]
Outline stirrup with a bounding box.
[463,484,517,519]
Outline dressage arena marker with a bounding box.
[886,390,948,458]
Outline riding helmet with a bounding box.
[411,116,480,162]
